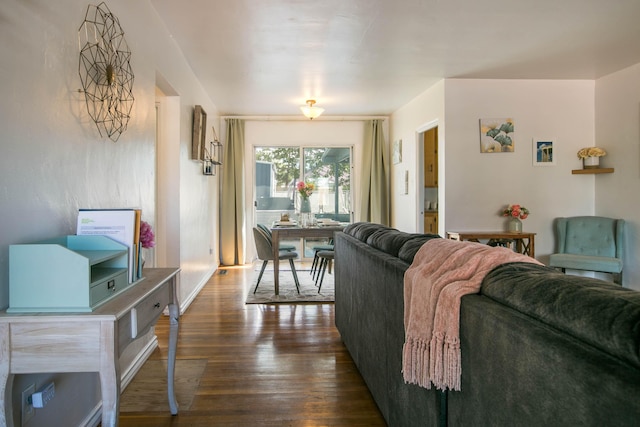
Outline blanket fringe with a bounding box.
[403,334,461,391]
[429,332,461,391]
[402,337,433,389]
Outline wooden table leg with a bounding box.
[99,322,119,427]
[167,301,180,415]
[272,230,280,295]
[0,324,14,427]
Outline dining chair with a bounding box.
[311,241,334,280]
[315,250,334,293]
[549,216,625,285]
[257,223,296,252]
[252,227,300,294]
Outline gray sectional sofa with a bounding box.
[334,222,640,426]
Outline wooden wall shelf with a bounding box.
[571,168,614,174]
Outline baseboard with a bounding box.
[176,266,217,314]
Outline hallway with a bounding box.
[118,265,385,426]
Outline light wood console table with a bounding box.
[0,267,180,427]
[446,231,536,258]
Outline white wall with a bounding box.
[392,79,597,266]
[390,81,445,232]
[0,0,220,424]
[595,63,640,289]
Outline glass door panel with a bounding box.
[254,146,352,259]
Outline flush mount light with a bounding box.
[300,99,324,120]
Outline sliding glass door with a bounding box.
[254,146,352,258]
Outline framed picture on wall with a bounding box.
[192,105,207,160]
[479,118,514,153]
[533,138,556,166]
[393,139,402,164]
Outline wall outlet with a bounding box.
[21,383,35,426]
[31,382,55,408]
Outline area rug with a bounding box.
[120,359,207,412]
[245,267,335,304]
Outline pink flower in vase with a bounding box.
[140,221,155,248]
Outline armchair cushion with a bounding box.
[549,253,623,274]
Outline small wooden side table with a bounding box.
[446,231,536,258]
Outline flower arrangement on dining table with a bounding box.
[501,204,530,220]
[296,181,314,199]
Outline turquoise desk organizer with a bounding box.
[9,235,131,313]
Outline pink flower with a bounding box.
[501,204,530,220]
[140,221,155,248]
[296,181,314,199]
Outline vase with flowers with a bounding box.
[296,181,314,213]
[501,204,529,232]
[296,181,314,227]
[577,147,606,169]
[139,220,155,272]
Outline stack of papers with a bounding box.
[77,208,143,283]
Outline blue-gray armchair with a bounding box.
[549,216,624,285]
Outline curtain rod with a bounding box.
[219,115,389,121]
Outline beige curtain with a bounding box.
[359,119,390,225]
[220,118,246,265]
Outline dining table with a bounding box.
[270,223,346,295]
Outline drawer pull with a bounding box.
[107,280,116,291]
[154,302,161,309]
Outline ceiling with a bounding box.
[149,0,640,117]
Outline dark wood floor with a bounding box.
[118,264,386,426]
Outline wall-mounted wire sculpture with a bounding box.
[78,2,134,142]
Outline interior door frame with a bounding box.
[415,119,442,234]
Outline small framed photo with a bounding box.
[192,105,207,160]
[533,138,555,166]
[393,139,402,164]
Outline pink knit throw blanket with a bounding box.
[402,238,542,391]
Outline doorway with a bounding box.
[418,123,441,235]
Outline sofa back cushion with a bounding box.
[343,222,391,242]
[482,262,640,369]
[342,222,439,263]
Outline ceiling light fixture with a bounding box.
[300,99,324,120]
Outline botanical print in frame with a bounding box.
[479,118,514,153]
[533,138,556,166]
[393,139,402,164]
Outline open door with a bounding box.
[423,127,439,234]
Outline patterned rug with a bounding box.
[120,359,207,412]
[245,266,334,304]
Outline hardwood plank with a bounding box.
[117,264,385,426]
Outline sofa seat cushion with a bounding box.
[549,253,623,273]
[482,262,640,369]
